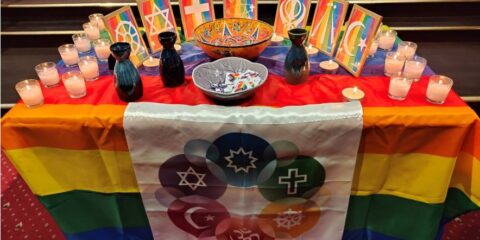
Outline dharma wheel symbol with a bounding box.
[115,21,142,55]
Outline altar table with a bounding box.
[2,43,479,240]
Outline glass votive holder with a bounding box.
[368,38,379,57]
[15,79,44,108]
[78,56,100,81]
[83,21,100,40]
[403,56,427,82]
[62,71,87,98]
[378,29,397,50]
[72,33,92,53]
[93,39,111,62]
[89,13,105,30]
[58,44,79,67]
[426,75,453,104]
[35,62,60,88]
[397,41,417,60]
[384,51,406,77]
[388,73,414,101]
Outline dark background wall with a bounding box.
[1,0,479,113]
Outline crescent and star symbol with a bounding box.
[184,206,209,230]
[342,21,366,57]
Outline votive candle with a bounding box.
[174,44,182,54]
[143,56,160,72]
[271,33,284,46]
[403,56,427,82]
[83,21,100,40]
[388,73,413,100]
[342,86,365,101]
[384,51,406,76]
[72,33,92,53]
[15,79,44,108]
[378,29,397,50]
[426,75,453,104]
[319,60,339,74]
[397,41,417,60]
[368,39,379,57]
[35,62,60,88]
[62,71,87,98]
[306,44,319,56]
[78,56,99,81]
[93,39,111,61]
[89,13,105,30]
[58,44,79,67]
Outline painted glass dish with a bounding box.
[194,18,273,60]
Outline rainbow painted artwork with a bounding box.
[273,0,311,37]
[308,0,348,56]
[179,0,215,40]
[335,5,382,77]
[137,0,178,53]
[104,7,149,67]
[223,0,257,19]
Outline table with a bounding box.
[2,42,479,240]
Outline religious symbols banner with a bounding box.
[124,102,363,239]
[137,0,179,53]
[335,5,382,77]
[273,0,311,37]
[179,0,215,40]
[223,0,257,19]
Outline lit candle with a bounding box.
[388,73,413,100]
[15,79,44,108]
[58,44,79,67]
[143,56,160,72]
[271,33,284,46]
[378,29,397,50]
[403,56,427,82]
[35,62,60,88]
[397,41,417,60]
[342,86,365,101]
[174,44,182,54]
[72,33,92,53]
[62,71,87,98]
[89,13,105,30]
[368,39,379,57]
[93,39,111,61]
[78,56,99,81]
[319,60,339,74]
[426,75,453,104]
[384,51,406,76]
[83,22,100,40]
[306,44,319,56]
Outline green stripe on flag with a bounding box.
[345,194,443,240]
[443,187,480,220]
[38,190,150,234]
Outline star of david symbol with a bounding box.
[145,4,174,36]
[224,147,258,173]
[177,167,207,191]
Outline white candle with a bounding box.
[319,60,339,74]
[397,41,417,60]
[72,33,92,52]
[174,44,182,54]
[426,75,453,104]
[62,71,87,98]
[342,86,365,101]
[378,29,397,50]
[35,62,60,87]
[403,56,427,82]
[143,56,160,72]
[384,51,405,76]
[368,40,379,56]
[78,56,99,81]
[306,44,319,56]
[83,22,100,40]
[58,44,79,67]
[388,74,413,100]
[15,80,44,108]
[93,39,111,61]
[89,13,105,30]
[271,33,284,46]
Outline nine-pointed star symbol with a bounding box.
[177,167,207,191]
[358,38,367,52]
[224,147,258,173]
[145,4,174,36]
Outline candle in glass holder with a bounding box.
[397,41,417,60]
[83,21,100,40]
[93,39,111,61]
[403,56,427,82]
[89,13,105,30]
[58,44,79,67]
[271,33,284,46]
[342,86,365,101]
[174,44,182,54]
[388,73,413,100]
[78,56,99,81]
[72,33,92,53]
[143,56,160,72]
[426,75,453,104]
[62,71,87,98]
[378,29,397,50]
[319,60,339,74]
[35,62,60,88]
[384,51,406,76]
[306,44,319,56]
[368,39,379,57]
[15,79,44,108]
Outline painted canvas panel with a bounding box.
[273,0,311,37]
[179,0,215,40]
[308,0,348,56]
[137,0,179,53]
[104,6,149,67]
[335,5,382,77]
[223,0,257,19]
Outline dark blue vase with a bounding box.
[159,31,185,87]
[284,28,309,85]
[110,42,143,102]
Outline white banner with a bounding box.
[124,102,363,239]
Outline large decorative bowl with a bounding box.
[192,57,268,101]
[194,18,273,60]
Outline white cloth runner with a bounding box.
[124,102,363,240]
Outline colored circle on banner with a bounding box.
[260,197,321,237]
[206,133,276,187]
[258,155,325,201]
[167,195,231,238]
[158,154,227,199]
[215,216,275,240]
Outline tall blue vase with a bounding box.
[159,31,185,87]
[110,42,143,102]
[284,28,309,85]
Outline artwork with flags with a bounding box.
[124,103,363,239]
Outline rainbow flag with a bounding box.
[273,0,311,37]
[308,0,348,56]
[179,0,215,40]
[224,0,257,19]
[335,5,382,77]
[138,0,178,53]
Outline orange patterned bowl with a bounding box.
[194,18,273,60]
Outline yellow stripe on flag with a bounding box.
[5,147,139,196]
[449,152,480,206]
[352,153,456,204]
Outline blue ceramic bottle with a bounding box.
[284,28,309,85]
[110,42,143,102]
[159,31,185,87]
